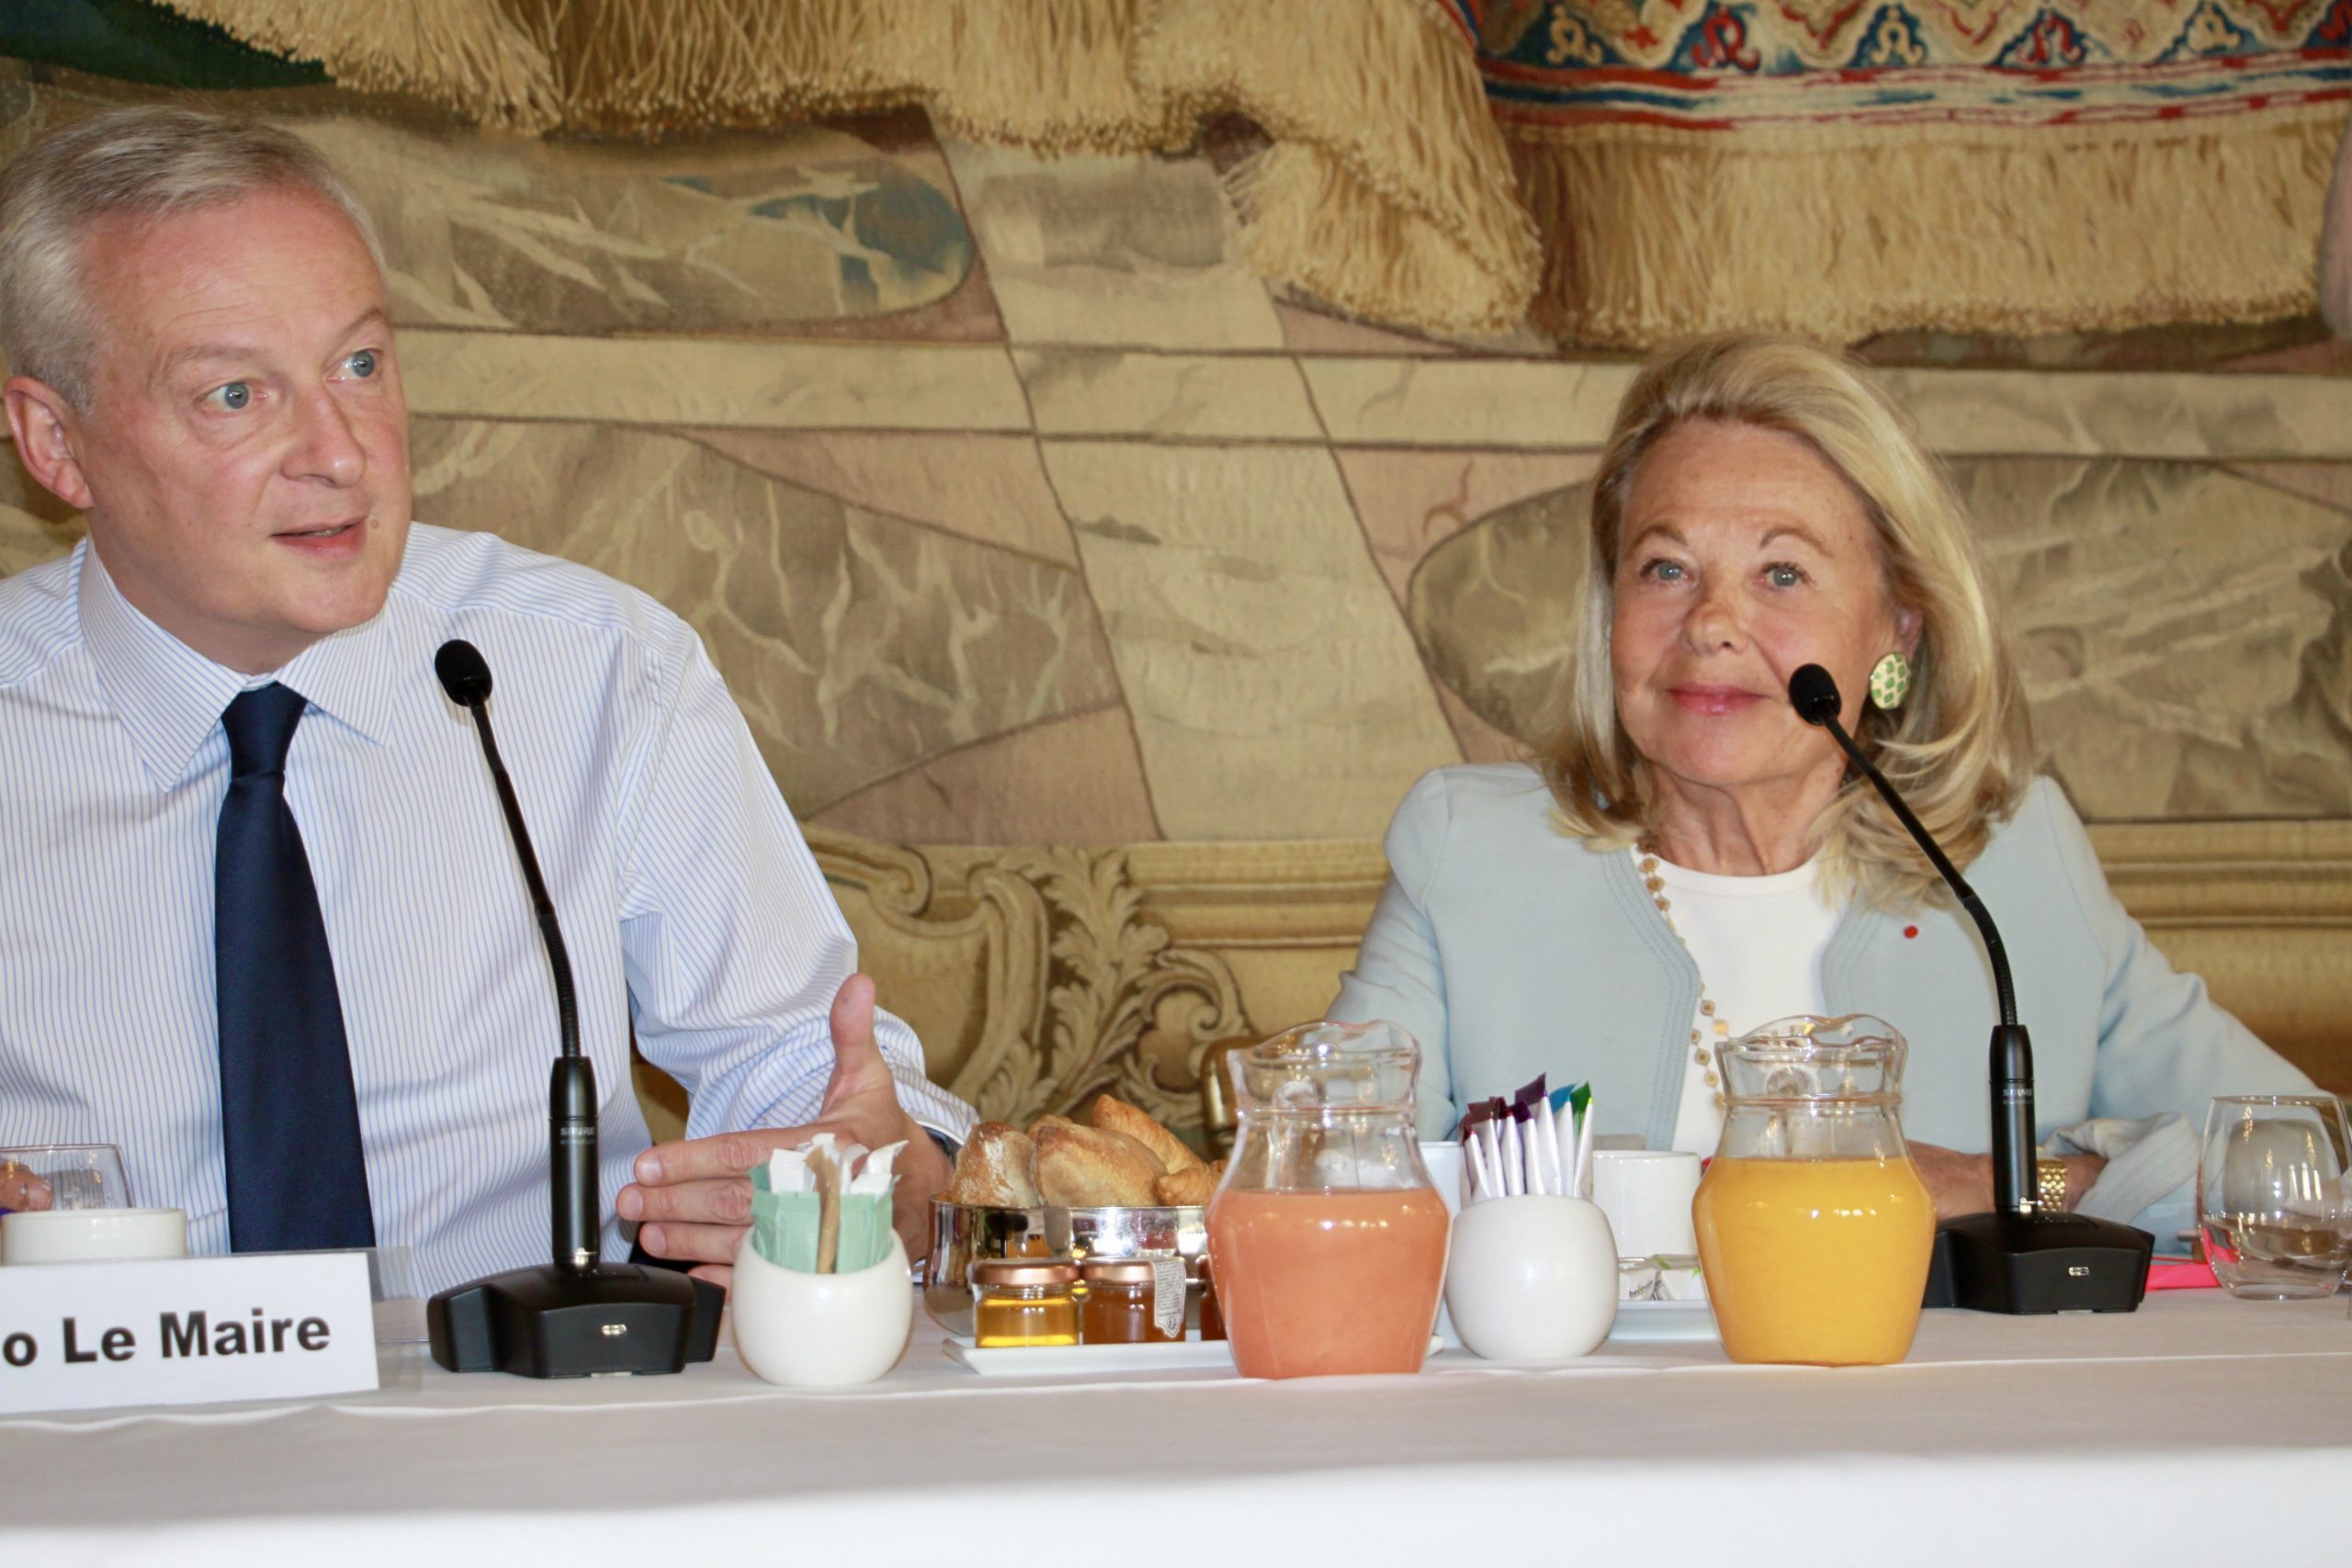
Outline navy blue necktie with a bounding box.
[215,683,375,1252]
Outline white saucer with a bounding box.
[1606,1298,1719,1343]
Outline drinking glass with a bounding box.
[0,1144,131,1213]
[2198,1096,2352,1301]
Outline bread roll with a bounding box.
[946,1122,1040,1207]
[1152,1159,1224,1207]
[1032,1115,1163,1207]
[1085,1093,1206,1176]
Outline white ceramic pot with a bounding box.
[1442,1195,1618,1361]
[729,1231,913,1387]
[1,1207,187,1265]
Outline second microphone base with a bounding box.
[428,1261,726,1377]
[1924,1210,2154,1314]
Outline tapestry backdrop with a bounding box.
[2,61,2346,853]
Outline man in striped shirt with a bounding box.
[0,107,973,1294]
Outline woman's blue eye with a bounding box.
[1645,559,1686,581]
[212,381,251,411]
[1767,563,1804,588]
[346,349,378,378]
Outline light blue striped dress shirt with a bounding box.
[0,525,975,1295]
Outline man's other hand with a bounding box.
[616,974,953,1290]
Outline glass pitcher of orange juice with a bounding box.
[1692,1016,1936,1367]
[1205,1020,1450,1379]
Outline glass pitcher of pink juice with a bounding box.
[1692,1017,1936,1367]
[1205,1021,1450,1379]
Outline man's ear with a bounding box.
[4,376,94,513]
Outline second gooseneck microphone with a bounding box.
[1788,661,2152,1314]
[1787,662,2032,1217]
[434,639,600,1274]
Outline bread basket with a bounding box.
[924,1197,1207,1337]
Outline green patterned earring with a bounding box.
[1868,650,1911,710]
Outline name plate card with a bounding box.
[0,1251,378,1415]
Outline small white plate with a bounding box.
[1606,1299,1718,1343]
[943,1335,1450,1376]
[944,1336,1237,1375]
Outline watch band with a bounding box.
[2035,1157,2068,1213]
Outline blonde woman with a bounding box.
[1328,336,2310,1233]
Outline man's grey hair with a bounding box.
[0,105,383,410]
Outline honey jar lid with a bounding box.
[1079,1258,1169,1283]
[971,1258,1080,1287]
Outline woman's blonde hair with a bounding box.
[1539,335,2034,911]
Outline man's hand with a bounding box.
[616,974,954,1290]
[1907,1143,2106,1220]
[0,1162,51,1213]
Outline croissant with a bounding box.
[1152,1159,1225,1207]
[1085,1092,1206,1176]
[1032,1115,1164,1207]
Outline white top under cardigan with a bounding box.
[1650,852,1838,1156]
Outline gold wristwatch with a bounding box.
[2034,1157,2068,1213]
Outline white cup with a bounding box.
[1589,1150,1702,1258]
[729,1231,913,1387]
[1443,1195,1618,1360]
[1,1206,187,1265]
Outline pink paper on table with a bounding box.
[2145,1258,2219,1291]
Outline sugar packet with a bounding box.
[750,1134,907,1273]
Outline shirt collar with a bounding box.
[77,540,405,790]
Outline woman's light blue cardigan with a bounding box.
[1328,763,2316,1237]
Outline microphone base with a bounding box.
[428,1261,725,1377]
[1923,1211,2154,1314]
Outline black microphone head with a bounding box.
[1789,663,1842,728]
[435,638,493,708]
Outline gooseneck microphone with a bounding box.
[1789,663,2031,1209]
[434,639,597,1272]
[1789,663,2151,1314]
[425,638,723,1377]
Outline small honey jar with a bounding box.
[1080,1257,1186,1345]
[970,1258,1080,1348]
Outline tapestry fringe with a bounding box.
[157,0,1538,338]
[536,0,1180,149]
[1509,105,2346,347]
[1147,0,1540,334]
[156,0,561,129]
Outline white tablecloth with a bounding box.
[3,1292,2347,1565]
